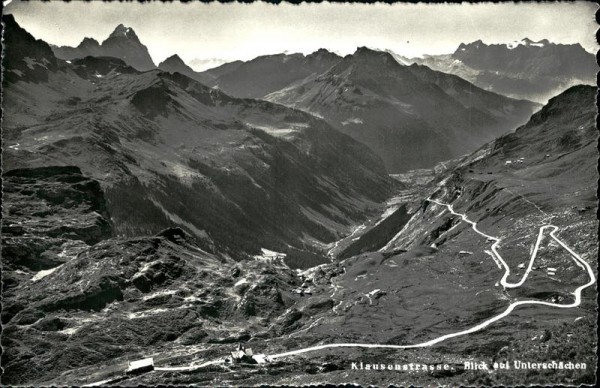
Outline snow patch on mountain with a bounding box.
[507,38,546,49]
[341,118,364,125]
[250,124,299,138]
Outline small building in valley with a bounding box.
[230,344,270,364]
[293,288,313,296]
[126,357,154,374]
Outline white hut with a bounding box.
[126,358,154,374]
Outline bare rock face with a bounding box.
[0,167,303,385]
[2,14,58,84]
[1,223,301,385]
[99,24,156,71]
[452,39,596,81]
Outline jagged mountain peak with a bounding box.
[351,47,399,63]
[108,24,139,40]
[331,46,404,74]
[78,37,100,48]
[50,20,154,71]
[451,37,596,77]
[353,46,384,56]
[159,54,186,67]
[307,48,340,60]
[310,48,333,55]
[457,37,579,52]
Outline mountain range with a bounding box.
[45,23,596,172]
[3,14,392,262]
[398,38,596,102]
[199,49,343,99]
[4,26,596,383]
[50,23,595,105]
[265,47,538,172]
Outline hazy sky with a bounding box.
[5,0,598,68]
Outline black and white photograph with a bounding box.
[0,0,597,386]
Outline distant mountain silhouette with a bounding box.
[158,54,211,84]
[198,49,342,98]
[52,24,156,71]
[405,39,596,102]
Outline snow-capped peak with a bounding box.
[506,38,547,49]
[109,24,138,40]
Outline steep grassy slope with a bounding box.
[292,84,596,385]
[2,15,392,260]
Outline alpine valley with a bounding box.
[1,14,597,387]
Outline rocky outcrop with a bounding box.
[0,223,301,385]
[2,14,58,84]
[2,166,112,273]
[71,56,138,79]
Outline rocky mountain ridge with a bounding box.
[266,47,538,172]
[402,38,597,102]
[158,54,211,84]
[198,49,343,98]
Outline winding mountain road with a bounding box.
[267,198,595,359]
[86,197,595,382]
